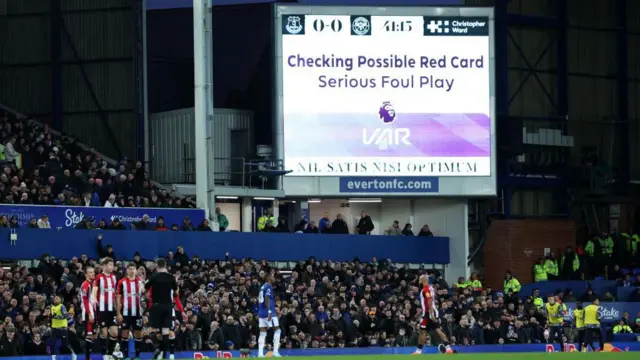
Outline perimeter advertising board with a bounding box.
[275,6,496,196]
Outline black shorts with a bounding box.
[96,311,117,328]
[122,315,143,331]
[150,304,173,329]
[420,317,441,331]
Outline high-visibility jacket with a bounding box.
[562,253,580,272]
[544,259,559,276]
[257,215,275,231]
[599,236,613,256]
[533,264,547,282]
[504,277,521,293]
[620,233,639,256]
[469,279,482,290]
[613,324,633,334]
[585,240,595,256]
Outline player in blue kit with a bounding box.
[258,273,281,357]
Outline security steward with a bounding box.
[584,298,604,352]
[573,301,586,352]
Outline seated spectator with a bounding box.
[104,193,119,207]
[198,219,212,231]
[36,214,51,229]
[304,221,319,234]
[613,319,633,334]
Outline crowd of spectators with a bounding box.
[1,239,639,356]
[0,112,194,209]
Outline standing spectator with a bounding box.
[318,212,330,233]
[0,325,21,356]
[418,225,433,236]
[355,211,374,235]
[215,207,229,232]
[4,136,19,164]
[36,214,51,229]
[331,214,349,234]
[385,220,402,236]
[402,223,414,236]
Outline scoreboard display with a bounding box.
[274,7,495,186]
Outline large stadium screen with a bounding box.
[279,11,493,177]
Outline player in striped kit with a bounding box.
[80,267,96,360]
[92,257,122,359]
[412,274,454,355]
[116,264,144,360]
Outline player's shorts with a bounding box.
[150,304,174,329]
[420,317,441,331]
[96,311,117,328]
[258,316,280,328]
[122,315,143,331]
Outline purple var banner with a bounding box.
[146,0,463,10]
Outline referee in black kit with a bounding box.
[145,258,178,359]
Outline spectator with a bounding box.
[198,219,212,231]
[156,216,168,231]
[104,193,119,207]
[355,210,374,235]
[418,225,433,236]
[303,221,319,234]
[385,220,402,236]
[613,319,633,334]
[402,223,414,236]
[36,214,51,229]
[182,217,195,231]
[331,214,349,234]
[133,214,153,230]
[215,207,229,232]
[4,136,19,164]
[318,212,330,233]
[0,325,21,356]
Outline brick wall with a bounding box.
[484,219,576,289]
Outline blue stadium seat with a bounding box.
[594,275,606,280]
[620,268,630,275]
[633,268,640,275]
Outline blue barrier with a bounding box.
[0,228,450,264]
[519,280,618,298]
[617,286,640,302]
[5,342,639,360]
[0,204,205,229]
[562,302,640,323]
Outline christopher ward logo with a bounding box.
[362,101,410,149]
[424,17,489,36]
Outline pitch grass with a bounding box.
[180,353,638,360]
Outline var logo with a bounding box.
[362,100,411,148]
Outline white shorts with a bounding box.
[258,316,279,328]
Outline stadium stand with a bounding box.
[0,110,196,210]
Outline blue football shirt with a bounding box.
[258,283,275,318]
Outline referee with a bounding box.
[145,258,178,359]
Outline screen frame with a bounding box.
[273,5,496,197]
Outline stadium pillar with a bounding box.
[242,197,253,232]
[616,0,629,189]
[50,0,63,129]
[193,0,215,218]
[495,0,510,218]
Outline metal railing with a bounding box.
[182,153,287,189]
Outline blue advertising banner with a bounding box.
[0,228,450,264]
[562,302,640,324]
[147,0,464,10]
[0,204,205,229]
[339,176,439,193]
[2,342,638,360]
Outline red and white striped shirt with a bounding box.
[94,272,117,312]
[420,285,439,318]
[80,280,94,321]
[117,277,144,316]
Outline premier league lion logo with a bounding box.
[379,101,396,124]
